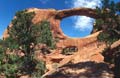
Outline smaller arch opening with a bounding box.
[62,46,78,55]
[60,16,94,38]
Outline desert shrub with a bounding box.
[9,10,35,54]
[31,60,46,78]
[35,21,56,49]
[0,38,21,78]
[95,0,120,77]
[0,54,22,78]
[97,31,119,45]
[0,10,47,78]
[96,0,120,44]
[0,37,19,70]
[0,38,19,50]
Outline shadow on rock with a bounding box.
[47,61,113,78]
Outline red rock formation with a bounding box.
[56,8,99,19]
[2,7,107,66]
[3,8,98,39]
[3,8,113,78]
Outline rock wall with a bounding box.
[3,7,105,53]
[3,7,107,63]
[2,8,108,74]
[3,8,105,48]
[3,8,98,39]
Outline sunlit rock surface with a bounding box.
[2,8,116,78]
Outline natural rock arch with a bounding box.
[56,8,98,19]
[3,8,98,39]
[3,8,116,78]
[2,8,120,78]
[60,16,94,37]
[3,8,105,56]
[52,8,99,39]
[3,8,106,61]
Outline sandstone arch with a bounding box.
[3,7,106,62]
[3,8,98,39]
[3,8,106,61]
[56,8,99,19]
[3,8,119,78]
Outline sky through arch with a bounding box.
[0,0,119,38]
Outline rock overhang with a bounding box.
[3,7,99,39]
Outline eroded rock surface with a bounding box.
[3,8,98,39]
[46,62,114,78]
[2,8,115,78]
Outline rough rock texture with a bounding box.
[3,8,98,39]
[2,8,115,78]
[56,8,99,19]
[46,62,114,78]
[40,31,109,78]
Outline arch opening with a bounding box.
[60,16,94,38]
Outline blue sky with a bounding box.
[0,0,119,38]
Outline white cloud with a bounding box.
[74,16,94,31]
[71,0,101,31]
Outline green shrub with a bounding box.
[96,0,120,77]
[0,9,55,77]
[0,54,22,78]
[35,21,55,49]
[95,0,120,44]
[31,60,46,78]
[0,38,19,51]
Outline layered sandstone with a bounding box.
[3,8,117,78]
[3,8,98,39]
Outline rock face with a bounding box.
[3,8,106,60]
[3,8,98,39]
[3,8,105,59]
[3,8,114,78]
